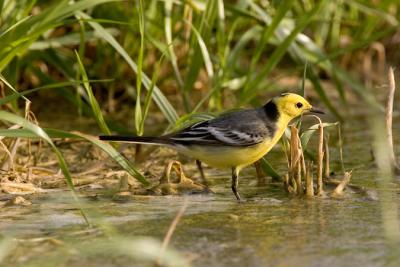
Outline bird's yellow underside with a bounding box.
[178,117,289,171]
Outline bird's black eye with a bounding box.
[296,102,303,108]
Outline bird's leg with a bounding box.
[231,167,242,202]
[196,159,210,188]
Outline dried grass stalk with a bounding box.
[298,141,307,179]
[306,161,314,197]
[296,160,302,194]
[0,125,22,171]
[0,140,14,171]
[317,123,324,196]
[324,135,330,178]
[290,126,303,194]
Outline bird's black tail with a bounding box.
[99,135,171,146]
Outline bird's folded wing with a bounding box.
[169,120,269,146]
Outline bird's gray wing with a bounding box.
[169,109,273,146]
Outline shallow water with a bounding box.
[1,110,400,267]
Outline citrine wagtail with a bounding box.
[100,93,324,201]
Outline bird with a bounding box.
[99,93,324,201]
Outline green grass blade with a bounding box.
[139,53,167,135]
[184,20,214,79]
[183,0,217,93]
[75,51,111,135]
[76,17,86,116]
[135,0,145,135]
[243,0,294,93]
[260,158,281,181]
[306,66,342,120]
[164,0,184,88]
[216,0,226,65]
[0,73,28,102]
[241,0,325,102]
[0,15,31,39]
[76,11,179,125]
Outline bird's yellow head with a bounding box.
[274,93,323,119]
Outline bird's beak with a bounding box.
[305,107,325,115]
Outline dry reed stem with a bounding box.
[290,126,302,194]
[324,135,330,178]
[386,67,399,170]
[297,137,307,178]
[282,138,291,170]
[313,117,325,196]
[158,199,188,265]
[0,140,14,171]
[0,124,22,172]
[306,161,314,197]
[332,171,352,197]
[289,126,297,171]
[3,138,20,171]
[300,153,306,178]
[24,100,34,164]
[296,160,302,194]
